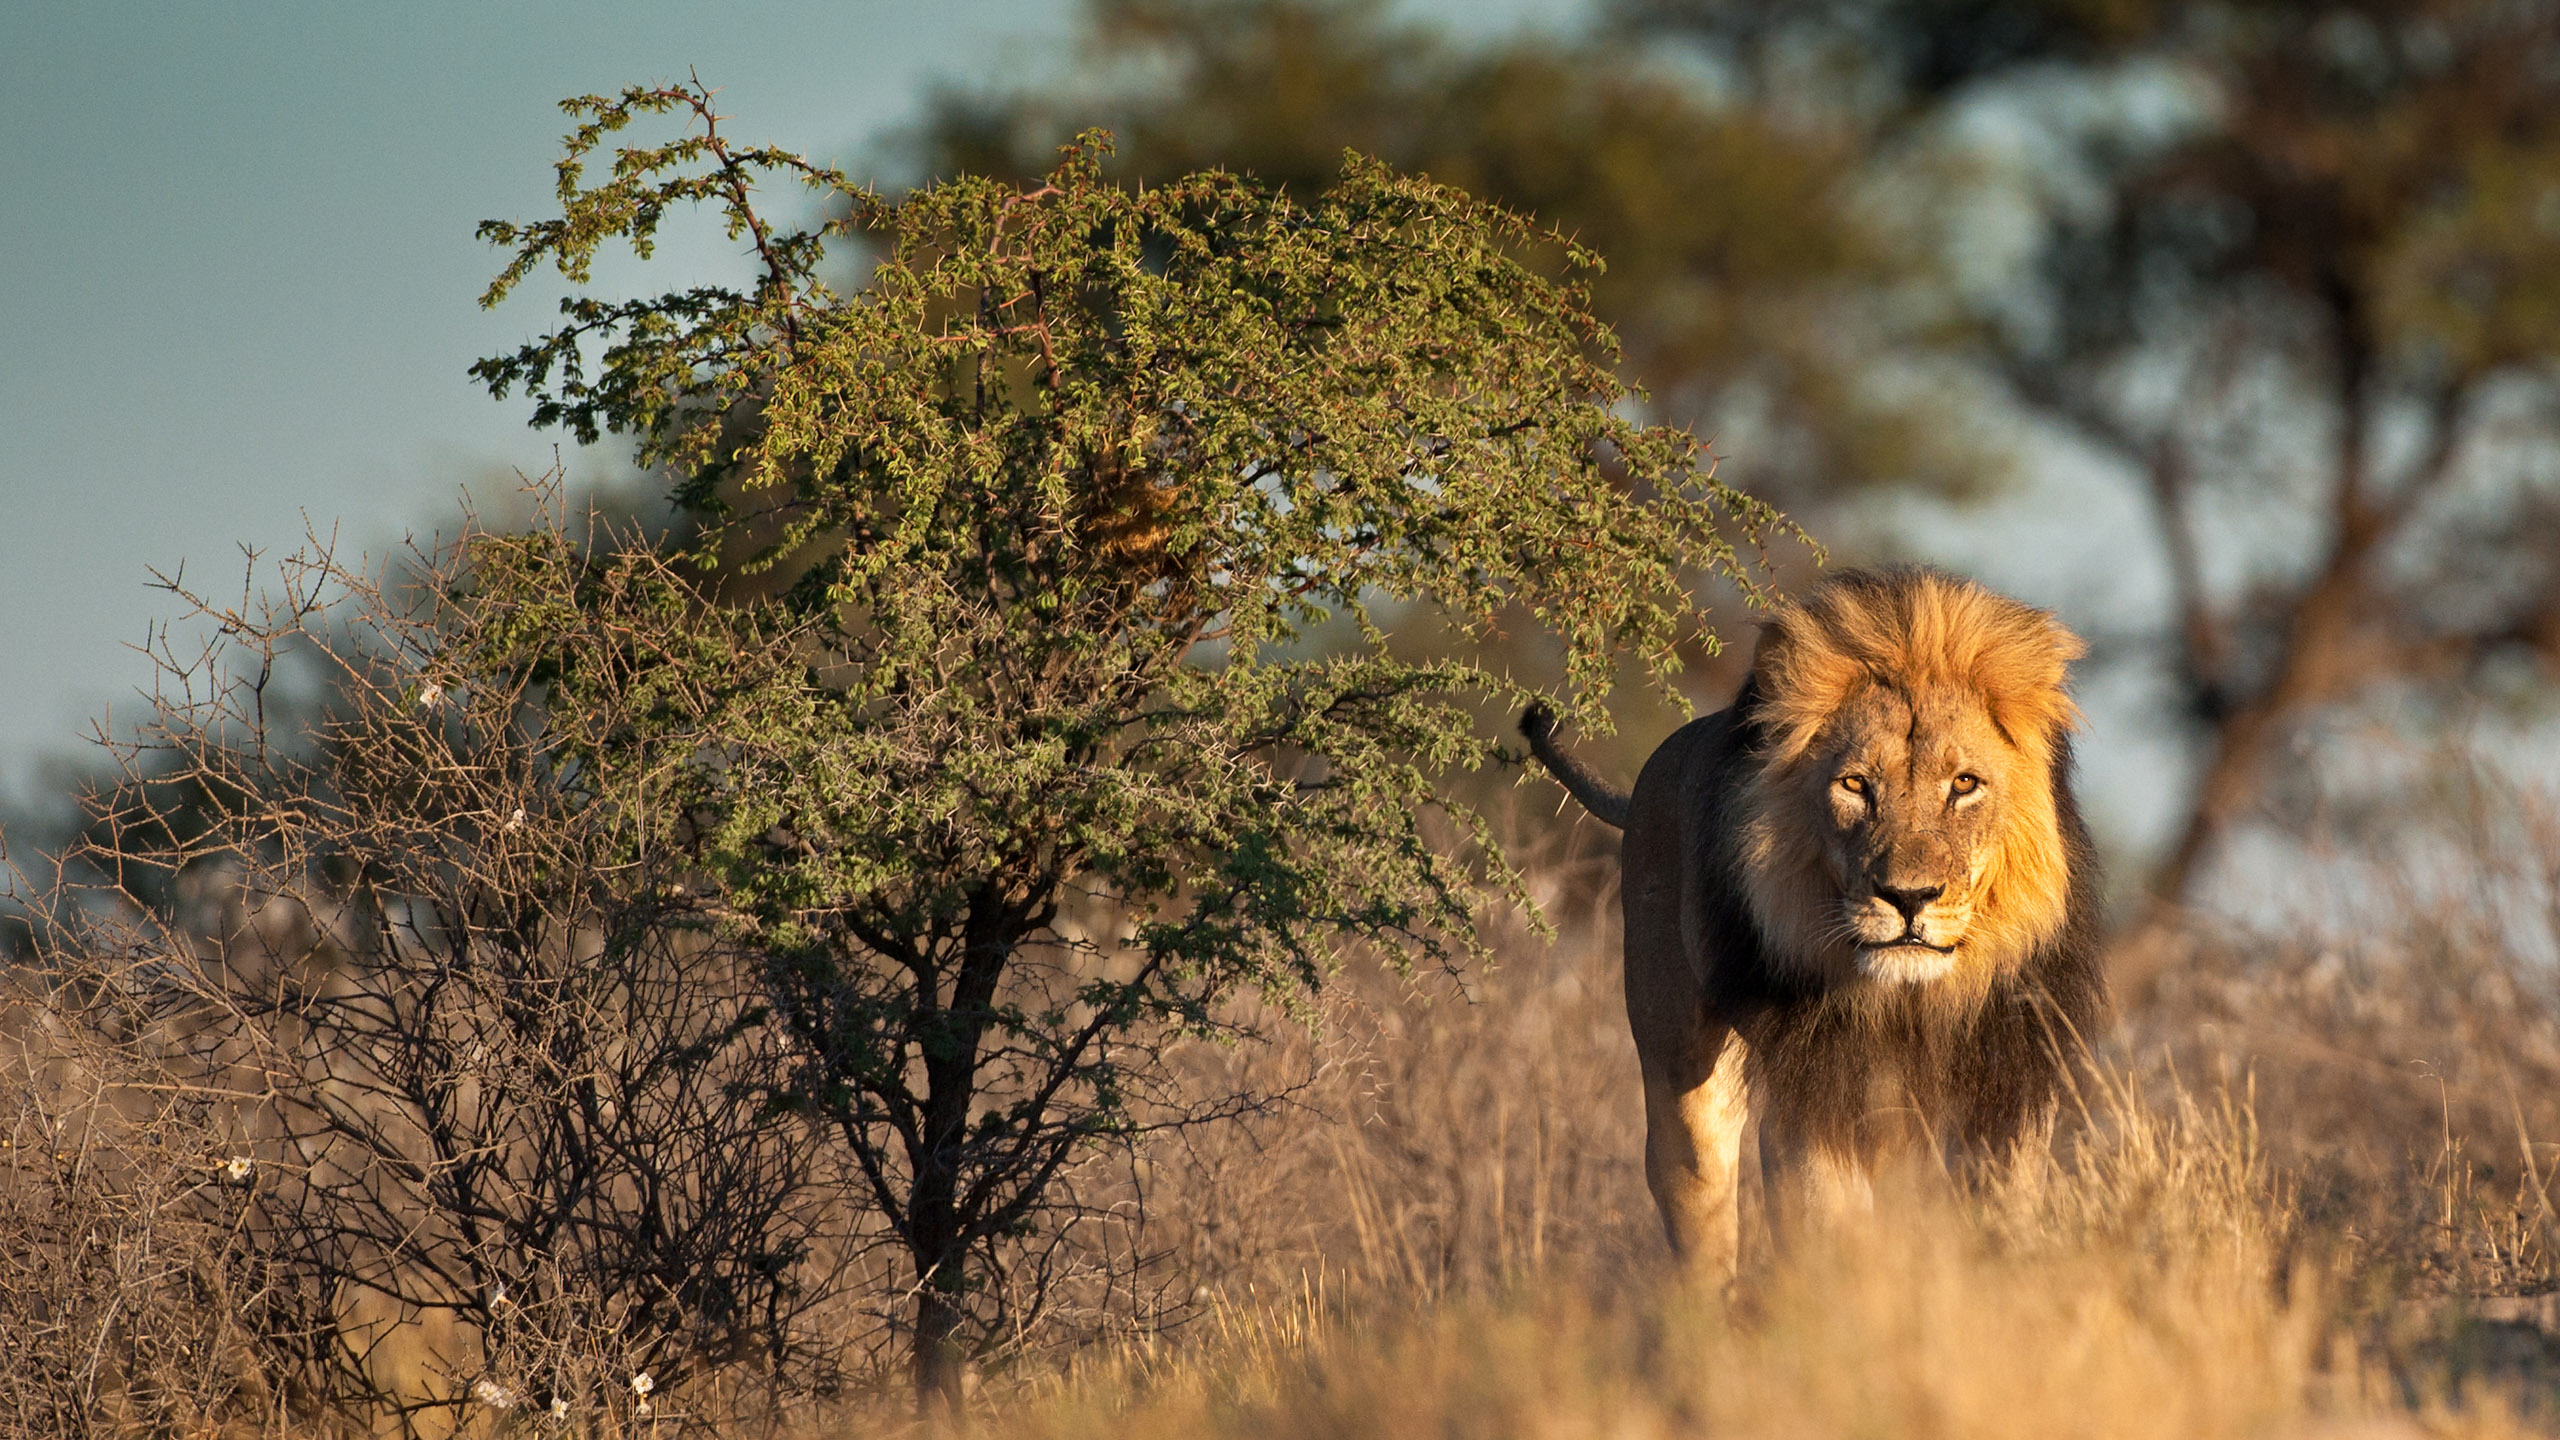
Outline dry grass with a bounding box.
[15,799,2560,1436]
[964,1069,2320,1440]
[842,805,2560,1440]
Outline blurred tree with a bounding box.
[473,81,1782,1406]
[913,0,1970,511]
[1606,0,2150,106]
[1619,0,2560,907]
[936,0,2560,911]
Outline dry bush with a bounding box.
[0,986,319,1439]
[8,518,863,1434]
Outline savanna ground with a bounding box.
[13,764,2560,1439]
[907,784,2560,1440]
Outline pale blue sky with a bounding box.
[0,0,1579,805]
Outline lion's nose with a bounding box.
[1875,884,1944,923]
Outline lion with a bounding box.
[1523,566,2104,1282]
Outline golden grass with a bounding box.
[933,1073,2550,1440]
[17,812,2560,1436]
[853,817,2560,1440]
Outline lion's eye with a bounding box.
[1836,775,1867,796]
[1950,773,1982,797]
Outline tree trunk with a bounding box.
[2146,533,2377,910]
[904,883,1023,1414]
[2143,293,2387,911]
[908,1047,975,1416]
[912,1258,967,1415]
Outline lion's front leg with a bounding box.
[1640,1028,1751,1287]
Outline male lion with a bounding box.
[1524,567,2104,1282]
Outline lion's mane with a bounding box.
[1720,569,2104,1144]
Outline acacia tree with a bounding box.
[471,81,1784,1403]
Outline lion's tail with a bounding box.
[1519,703,1631,830]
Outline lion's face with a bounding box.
[1734,569,2083,994]
[1808,681,2023,985]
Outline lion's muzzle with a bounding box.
[1846,875,1972,983]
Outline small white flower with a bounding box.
[418,682,444,710]
[221,1155,254,1185]
[472,1377,517,1410]
[549,1395,571,1420]
[505,807,526,830]
[629,1372,653,1397]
